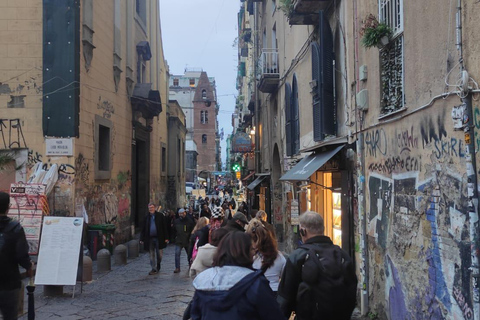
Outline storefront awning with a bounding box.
[280,145,344,181]
[247,176,266,190]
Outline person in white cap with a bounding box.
[173,208,195,273]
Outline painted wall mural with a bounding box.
[363,105,472,319]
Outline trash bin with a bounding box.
[88,224,116,254]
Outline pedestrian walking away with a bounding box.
[173,208,195,273]
[277,211,357,320]
[246,218,286,294]
[140,203,169,275]
[187,232,286,320]
[0,191,34,320]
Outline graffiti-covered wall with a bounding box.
[363,100,473,319]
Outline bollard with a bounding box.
[114,244,127,265]
[83,256,93,281]
[97,249,111,272]
[127,240,139,259]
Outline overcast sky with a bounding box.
[159,0,240,169]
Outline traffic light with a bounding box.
[232,163,241,172]
[236,172,241,179]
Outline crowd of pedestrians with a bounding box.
[0,190,357,320]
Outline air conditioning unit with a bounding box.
[356,89,369,111]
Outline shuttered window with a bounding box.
[285,83,292,156]
[313,11,336,141]
[292,75,300,155]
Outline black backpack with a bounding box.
[295,243,357,320]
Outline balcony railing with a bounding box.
[258,48,280,93]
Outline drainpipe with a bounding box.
[455,0,480,316]
[356,132,368,315]
[464,93,480,319]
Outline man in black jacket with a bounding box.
[173,208,195,273]
[140,203,169,275]
[0,191,33,320]
[277,211,357,320]
[223,212,248,233]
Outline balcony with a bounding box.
[258,48,279,93]
[288,0,332,25]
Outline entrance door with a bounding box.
[131,125,150,228]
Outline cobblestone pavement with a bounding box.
[19,244,194,320]
[18,243,365,320]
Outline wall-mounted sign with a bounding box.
[231,132,252,153]
[45,138,73,156]
[291,199,299,225]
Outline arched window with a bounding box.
[200,111,208,124]
[200,111,204,123]
[202,90,207,100]
[204,111,208,124]
[202,134,207,144]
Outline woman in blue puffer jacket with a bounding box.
[189,232,286,320]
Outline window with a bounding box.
[379,0,404,115]
[161,146,166,172]
[173,78,179,86]
[94,115,112,179]
[271,0,276,15]
[202,134,207,144]
[202,89,207,99]
[135,0,146,26]
[189,78,195,87]
[201,111,208,124]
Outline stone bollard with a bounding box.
[83,256,93,281]
[114,244,127,265]
[127,239,139,259]
[97,249,111,272]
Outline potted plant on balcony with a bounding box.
[278,0,294,17]
[360,14,392,49]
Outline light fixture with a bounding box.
[250,126,256,135]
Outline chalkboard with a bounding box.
[35,217,84,286]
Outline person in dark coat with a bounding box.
[200,204,211,219]
[223,212,248,233]
[140,203,169,275]
[0,191,34,320]
[189,232,285,320]
[173,208,195,273]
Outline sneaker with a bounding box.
[149,269,157,275]
[173,268,180,273]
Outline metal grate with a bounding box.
[380,36,404,115]
[379,0,403,35]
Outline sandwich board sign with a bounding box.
[35,217,83,286]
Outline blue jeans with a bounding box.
[148,238,163,270]
[175,245,189,269]
[0,288,20,320]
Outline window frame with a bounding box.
[94,115,112,179]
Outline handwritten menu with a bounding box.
[9,184,46,255]
[35,217,84,286]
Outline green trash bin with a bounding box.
[88,224,116,254]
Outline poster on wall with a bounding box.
[9,184,47,255]
[35,217,84,286]
[291,199,299,225]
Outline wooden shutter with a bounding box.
[285,83,293,156]
[312,42,322,141]
[292,75,300,155]
[319,10,335,137]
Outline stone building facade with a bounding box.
[241,0,480,318]
[0,0,172,244]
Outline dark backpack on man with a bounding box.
[295,243,357,320]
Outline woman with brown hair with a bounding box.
[246,218,286,293]
[189,232,285,320]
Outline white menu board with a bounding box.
[35,217,83,286]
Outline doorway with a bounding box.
[131,125,150,229]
